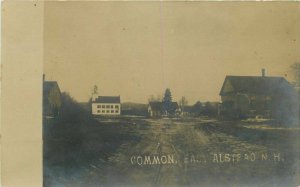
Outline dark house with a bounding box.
[181,105,194,117]
[219,70,298,120]
[202,102,221,117]
[148,101,181,117]
[43,77,62,117]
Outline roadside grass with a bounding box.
[44,101,300,187]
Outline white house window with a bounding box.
[92,96,121,116]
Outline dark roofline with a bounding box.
[148,101,179,104]
[94,96,121,103]
[219,75,290,96]
[148,101,180,111]
[43,81,61,94]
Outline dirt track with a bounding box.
[44,117,300,187]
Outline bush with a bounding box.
[59,92,93,123]
[43,92,96,152]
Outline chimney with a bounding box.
[261,68,266,77]
[43,74,45,82]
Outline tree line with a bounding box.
[149,88,219,117]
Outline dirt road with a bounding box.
[44,117,300,187]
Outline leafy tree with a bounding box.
[203,102,219,117]
[192,101,202,116]
[59,92,93,123]
[163,88,173,115]
[163,88,172,102]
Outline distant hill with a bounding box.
[121,102,147,109]
[121,102,148,116]
[80,102,148,116]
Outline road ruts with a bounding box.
[103,117,292,187]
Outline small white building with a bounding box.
[92,96,121,116]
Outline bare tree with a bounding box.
[89,85,99,104]
[92,85,99,95]
[179,96,188,113]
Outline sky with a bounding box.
[44,2,300,104]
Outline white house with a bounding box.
[92,96,121,116]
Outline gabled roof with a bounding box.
[43,81,61,97]
[148,101,179,111]
[95,96,121,103]
[219,76,294,96]
[170,102,179,110]
[149,102,164,111]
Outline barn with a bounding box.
[219,71,297,119]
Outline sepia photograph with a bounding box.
[42,2,300,186]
